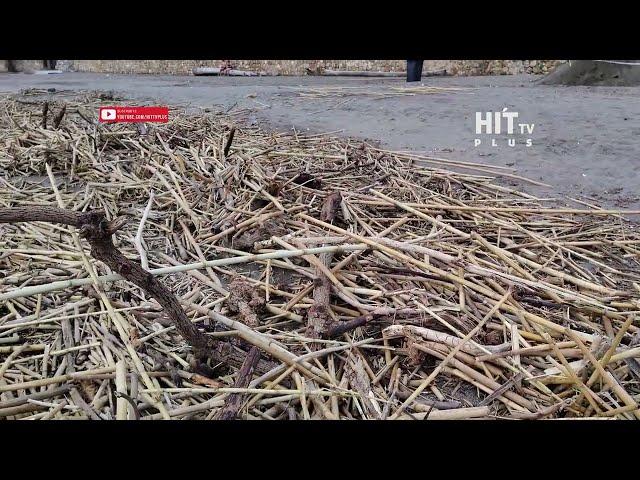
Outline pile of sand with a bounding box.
[538,60,640,86]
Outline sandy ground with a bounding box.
[1,72,639,210]
[540,60,640,86]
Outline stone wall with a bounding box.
[3,59,563,76]
[1,60,47,72]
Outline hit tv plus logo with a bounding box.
[474,108,534,147]
[99,106,169,123]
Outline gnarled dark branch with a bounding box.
[0,206,212,353]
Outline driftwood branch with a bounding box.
[0,206,212,354]
[192,67,266,77]
[305,192,381,340]
[306,192,342,344]
[223,126,236,157]
[215,346,260,420]
[0,205,286,380]
[52,104,66,129]
[41,102,49,129]
[325,312,377,338]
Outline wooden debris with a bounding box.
[1,90,639,420]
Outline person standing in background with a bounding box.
[407,60,424,82]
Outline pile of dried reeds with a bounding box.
[1,91,639,420]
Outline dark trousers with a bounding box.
[407,60,424,82]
